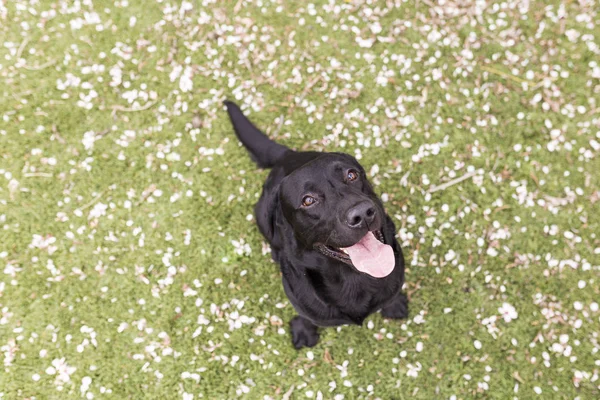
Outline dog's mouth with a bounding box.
[314,230,394,278]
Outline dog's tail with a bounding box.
[224,101,289,169]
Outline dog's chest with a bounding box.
[344,276,394,306]
[317,272,398,322]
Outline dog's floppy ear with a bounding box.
[254,172,286,250]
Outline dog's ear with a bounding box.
[254,173,286,249]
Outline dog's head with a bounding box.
[277,153,395,278]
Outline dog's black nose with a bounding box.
[346,201,376,229]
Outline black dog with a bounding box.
[224,101,408,349]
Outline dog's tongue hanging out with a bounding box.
[342,232,395,278]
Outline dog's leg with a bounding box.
[290,315,319,349]
[380,293,409,319]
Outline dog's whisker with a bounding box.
[323,229,336,248]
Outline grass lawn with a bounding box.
[1,0,599,399]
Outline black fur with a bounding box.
[224,101,408,349]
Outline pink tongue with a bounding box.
[342,232,395,278]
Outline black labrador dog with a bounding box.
[224,101,408,349]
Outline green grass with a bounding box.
[1,0,599,399]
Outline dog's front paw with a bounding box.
[290,316,319,349]
[381,293,409,320]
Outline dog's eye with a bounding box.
[346,170,359,182]
[302,195,316,207]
